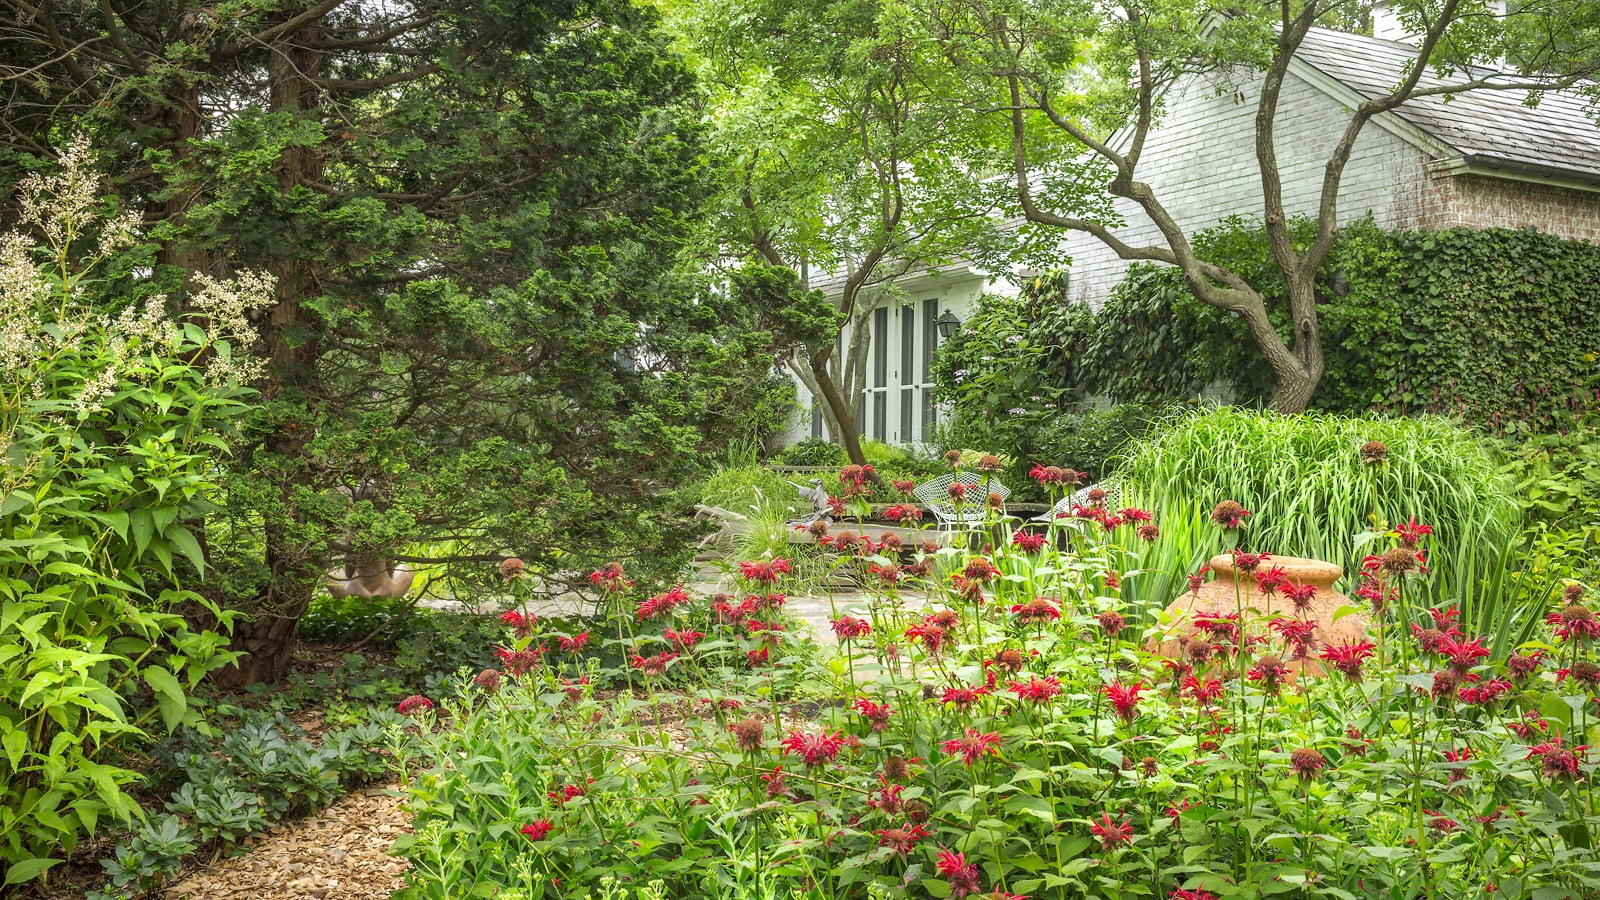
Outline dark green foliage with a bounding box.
[934,220,1600,437]
[1,0,798,682]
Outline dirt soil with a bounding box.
[163,784,410,899]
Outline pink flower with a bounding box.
[936,848,982,897]
[1011,598,1060,624]
[942,728,1002,766]
[1007,675,1063,705]
[1528,735,1588,779]
[1089,812,1133,851]
[397,695,433,716]
[884,503,923,524]
[780,729,846,767]
[1436,633,1490,673]
[1103,681,1144,723]
[637,585,691,620]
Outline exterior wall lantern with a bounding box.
[934,309,961,339]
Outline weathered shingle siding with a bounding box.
[1059,67,1429,307]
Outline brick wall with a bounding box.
[1411,175,1600,242]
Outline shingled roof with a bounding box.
[1293,26,1600,182]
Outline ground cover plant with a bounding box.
[395,447,1599,899]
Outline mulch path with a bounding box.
[162,785,410,900]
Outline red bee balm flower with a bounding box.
[876,823,930,855]
[942,728,1002,766]
[664,629,704,651]
[1103,680,1145,723]
[1089,813,1134,851]
[588,562,632,593]
[397,695,433,716]
[499,610,535,635]
[1528,736,1588,779]
[1170,890,1219,900]
[1436,633,1490,673]
[884,503,922,524]
[1011,598,1060,624]
[936,848,983,898]
[1319,640,1376,682]
[830,616,872,641]
[1011,531,1047,553]
[1210,501,1251,529]
[1283,579,1318,612]
[780,729,846,767]
[520,820,554,842]
[1289,747,1326,781]
[1007,675,1062,705]
[557,631,590,653]
[629,651,678,676]
[738,558,793,584]
[1549,604,1600,643]
[636,585,690,620]
[853,697,894,731]
[1393,516,1434,548]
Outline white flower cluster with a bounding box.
[2,135,276,429]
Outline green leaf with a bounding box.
[4,857,60,885]
[143,666,187,731]
[166,525,206,574]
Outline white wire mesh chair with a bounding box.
[1032,481,1124,522]
[913,472,1011,528]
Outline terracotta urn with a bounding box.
[1147,553,1368,678]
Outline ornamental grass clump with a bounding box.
[396,450,1600,900]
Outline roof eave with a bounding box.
[1429,154,1600,194]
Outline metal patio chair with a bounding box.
[913,472,1011,529]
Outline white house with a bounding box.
[783,20,1600,447]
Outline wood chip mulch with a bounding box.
[162,785,410,899]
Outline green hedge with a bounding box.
[934,219,1600,437]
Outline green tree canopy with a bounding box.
[1,0,791,682]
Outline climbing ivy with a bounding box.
[937,219,1600,436]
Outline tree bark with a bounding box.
[809,351,869,466]
[213,16,327,686]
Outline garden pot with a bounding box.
[328,561,415,600]
[1146,553,1368,678]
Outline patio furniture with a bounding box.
[1032,482,1124,522]
[913,472,1011,528]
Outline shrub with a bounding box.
[0,140,268,884]
[774,437,847,467]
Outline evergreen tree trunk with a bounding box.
[214,21,327,686]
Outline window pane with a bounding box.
[900,389,912,443]
[901,303,915,379]
[922,298,938,384]
[873,307,888,388]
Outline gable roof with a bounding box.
[1293,27,1600,183]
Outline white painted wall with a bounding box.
[777,273,992,448]
[1058,66,1429,307]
